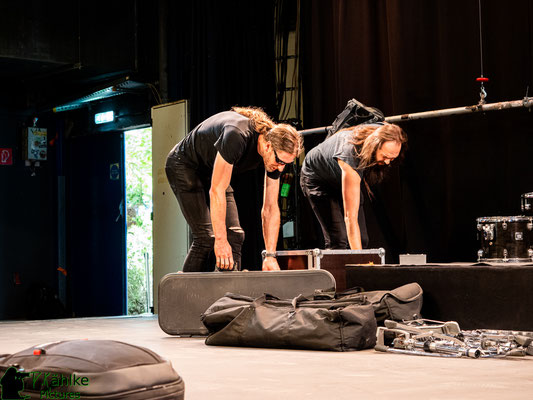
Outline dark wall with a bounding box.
[0,2,78,63]
[300,0,533,263]
[0,0,159,112]
[0,98,152,320]
[0,111,58,319]
[0,0,144,68]
[0,0,158,319]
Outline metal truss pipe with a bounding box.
[385,97,533,123]
[297,98,533,136]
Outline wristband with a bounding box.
[261,250,277,259]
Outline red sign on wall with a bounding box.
[0,148,13,165]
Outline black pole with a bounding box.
[298,126,330,136]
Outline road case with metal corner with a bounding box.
[272,248,386,291]
[158,269,336,336]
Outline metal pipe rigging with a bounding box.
[385,97,533,123]
[297,97,533,136]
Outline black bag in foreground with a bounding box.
[201,292,378,351]
[364,282,423,323]
[0,340,184,400]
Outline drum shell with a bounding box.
[476,216,533,262]
[521,192,533,216]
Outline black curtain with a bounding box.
[301,0,533,262]
[166,0,277,269]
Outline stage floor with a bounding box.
[1,316,532,399]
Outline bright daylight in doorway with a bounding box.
[125,127,153,315]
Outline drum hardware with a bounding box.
[502,221,508,230]
[481,224,494,241]
[515,232,523,241]
[375,319,533,358]
[521,192,533,215]
[503,249,508,261]
[375,344,462,357]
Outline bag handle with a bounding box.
[335,286,365,298]
[251,293,309,309]
[291,294,310,309]
[251,293,281,307]
[313,286,365,300]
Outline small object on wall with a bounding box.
[110,163,120,180]
[0,148,13,165]
[24,127,47,161]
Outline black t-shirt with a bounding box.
[301,129,363,196]
[172,111,280,179]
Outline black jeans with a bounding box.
[165,152,244,272]
[300,178,368,249]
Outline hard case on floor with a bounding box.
[276,248,386,291]
[0,340,184,400]
[158,269,336,336]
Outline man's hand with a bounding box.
[262,257,280,271]
[215,238,235,270]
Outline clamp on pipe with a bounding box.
[476,76,489,106]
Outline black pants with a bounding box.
[301,179,368,249]
[165,152,244,272]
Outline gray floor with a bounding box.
[1,316,532,400]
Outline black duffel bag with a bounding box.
[326,98,385,139]
[364,283,423,323]
[315,282,424,324]
[201,292,377,351]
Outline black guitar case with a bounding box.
[158,269,336,336]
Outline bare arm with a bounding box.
[261,173,281,271]
[210,153,235,270]
[338,159,363,250]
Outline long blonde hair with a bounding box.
[346,123,407,169]
[232,106,303,156]
[232,106,274,136]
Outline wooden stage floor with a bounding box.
[1,315,532,400]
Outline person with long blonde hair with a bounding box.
[300,122,407,249]
[166,107,303,272]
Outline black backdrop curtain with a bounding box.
[166,0,277,269]
[301,0,533,262]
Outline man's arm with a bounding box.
[261,173,281,271]
[210,153,235,270]
[338,159,363,250]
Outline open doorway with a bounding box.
[125,127,153,315]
